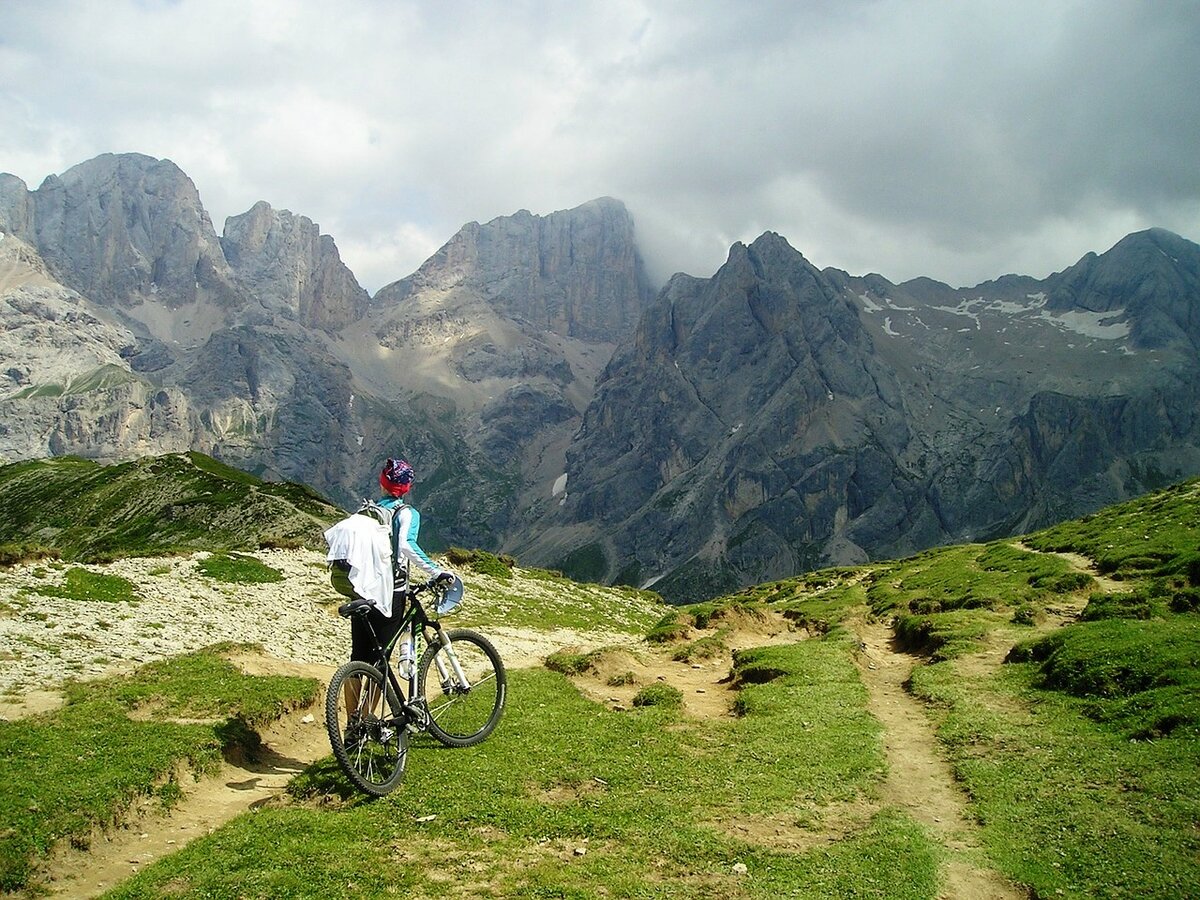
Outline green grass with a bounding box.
[198,552,285,584]
[1025,478,1200,580]
[104,639,939,899]
[31,566,139,603]
[867,542,1073,617]
[738,568,871,632]
[544,647,606,676]
[909,654,1200,898]
[0,453,343,563]
[0,647,319,892]
[0,541,60,567]
[632,682,683,708]
[1010,615,1200,739]
[453,565,665,635]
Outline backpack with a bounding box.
[355,497,396,536]
[326,499,399,601]
[351,498,409,588]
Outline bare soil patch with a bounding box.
[562,610,801,719]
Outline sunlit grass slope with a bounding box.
[0,453,342,562]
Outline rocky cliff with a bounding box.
[525,229,1200,600]
[0,155,388,502]
[0,155,654,546]
[222,200,370,332]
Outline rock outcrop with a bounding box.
[222,201,369,332]
[376,197,653,343]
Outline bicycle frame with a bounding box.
[353,577,474,732]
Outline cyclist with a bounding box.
[348,458,455,665]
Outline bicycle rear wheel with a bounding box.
[416,628,506,747]
[325,661,408,796]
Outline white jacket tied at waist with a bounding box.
[324,514,395,615]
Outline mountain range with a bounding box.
[2,152,1198,600]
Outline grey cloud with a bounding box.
[1,0,1196,292]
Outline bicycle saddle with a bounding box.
[337,598,374,618]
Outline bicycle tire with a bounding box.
[325,660,408,796]
[416,628,506,747]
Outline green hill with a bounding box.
[0,452,344,563]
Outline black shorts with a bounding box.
[349,603,406,663]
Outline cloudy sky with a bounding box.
[2,0,1198,293]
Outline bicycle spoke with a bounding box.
[325,662,408,796]
[416,629,506,747]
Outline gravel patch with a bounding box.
[0,549,641,704]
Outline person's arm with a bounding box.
[393,504,443,580]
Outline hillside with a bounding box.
[0,452,343,562]
[0,476,1196,896]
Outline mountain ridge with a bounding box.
[2,152,1199,600]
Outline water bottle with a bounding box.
[398,635,414,677]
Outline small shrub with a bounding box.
[1043,572,1095,594]
[1169,587,1200,613]
[645,610,693,644]
[632,682,682,709]
[1079,591,1163,622]
[0,542,60,568]
[467,551,512,580]
[606,671,636,687]
[258,534,304,550]
[1012,604,1041,626]
[444,547,513,580]
[671,633,726,662]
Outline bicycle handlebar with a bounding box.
[337,577,449,619]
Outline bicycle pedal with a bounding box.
[403,702,431,732]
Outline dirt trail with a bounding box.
[1015,541,1125,594]
[853,620,1025,900]
[45,690,332,899]
[36,634,614,898]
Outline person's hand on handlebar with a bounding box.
[426,571,455,589]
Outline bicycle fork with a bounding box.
[428,625,473,693]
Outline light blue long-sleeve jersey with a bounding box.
[379,497,442,580]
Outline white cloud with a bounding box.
[1,0,1197,293]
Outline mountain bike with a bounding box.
[325,575,507,796]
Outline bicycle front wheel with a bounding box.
[417,628,506,747]
[326,661,408,796]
